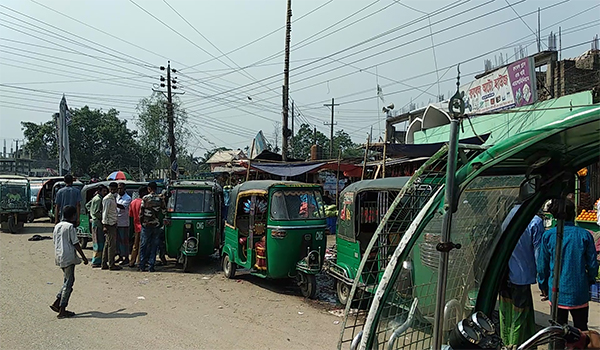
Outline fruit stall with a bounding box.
[575,198,599,233]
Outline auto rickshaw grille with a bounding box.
[338,145,486,350]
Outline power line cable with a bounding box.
[195,0,472,100]
[0,5,156,71]
[28,0,182,67]
[181,0,334,71]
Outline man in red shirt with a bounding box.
[128,186,147,268]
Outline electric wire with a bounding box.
[181,0,335,71]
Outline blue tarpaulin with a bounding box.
[250,162,326,177]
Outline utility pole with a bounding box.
[281,0,292,161]
[290,100,294,158]
[537,7,541,53]
[323,98,339,159]
[156,61,183,181]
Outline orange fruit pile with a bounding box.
[576,209,598,222]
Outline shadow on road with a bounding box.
[76,308,147,319]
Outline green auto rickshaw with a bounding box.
[221,180,327,298]
[0,175,31,233]
[339,106,600,350]
[164,181,224,272]
[324,177,411,305]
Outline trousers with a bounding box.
[56,264,75,307]
[102,224,117,268]
[139,226,161,270]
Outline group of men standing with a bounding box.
[86,181,165,272]
[50,177,166,318]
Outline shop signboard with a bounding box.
[460,57,537,115]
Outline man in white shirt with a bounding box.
[102,182,121,270]
[50,205,88,319]
[116,182,132,266]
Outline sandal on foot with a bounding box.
[57,310,75,319]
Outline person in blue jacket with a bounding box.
[537,199,599,331]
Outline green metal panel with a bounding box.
[165,212,217,258]
[412,91,593,145]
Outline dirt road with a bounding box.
[0,221,342,350]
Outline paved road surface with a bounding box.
[0,221,341,350]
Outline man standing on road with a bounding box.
[54,175,82,225]
[138,182,165,272]
[50,205,88,319]
[86,185,107,268]
[116,182,132,266]
[498,202,544,347]
[128,186,147,268]
[537,199,599,331]
[101,182,121,271]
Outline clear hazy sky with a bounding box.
[0,0,598,156]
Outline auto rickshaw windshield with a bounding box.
[168,189,214,213]
[270,189,325,220]
[1,185,28,209]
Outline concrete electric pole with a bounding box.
[281,0,292,162]
[157,61,182,180]
[323,98,339,159]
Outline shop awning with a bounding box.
[249,162,326,177]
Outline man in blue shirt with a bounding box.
[499,203,544,346]
[54,175,82,226]
[537,199,598,331]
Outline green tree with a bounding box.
[290,123,361,160]
[291,123,328,160]
[136,93,189,173]
[333,130,363,158]
[21,107,143,177]
[21,119,58,160]
[68,106,141,176]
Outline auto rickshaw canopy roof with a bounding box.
[341,177,411,198]
[235,180,322,194]
[170,180,221,190]
[457,105,600,181]
[0,175,29,185]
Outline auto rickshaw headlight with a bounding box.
[303,234,311,241]
[185,223,192,229]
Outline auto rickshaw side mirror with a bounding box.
[519,175,540,202]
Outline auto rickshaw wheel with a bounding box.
[222,254,236,279]
[336,281,351,305]
[297,272,317,299]
[8,215,16,234]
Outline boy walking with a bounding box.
[50,205,88,318]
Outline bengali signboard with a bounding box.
[460,57,537,115]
